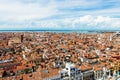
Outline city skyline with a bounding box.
[0,0,120,30]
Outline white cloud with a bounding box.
[0,15,120,30]
[72,15,120,29]
[0,0,57,21]
[0,0,120,30]
[36,15,120,30]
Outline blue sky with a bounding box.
[0,0,120,30]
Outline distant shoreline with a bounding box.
[0,30,119,33]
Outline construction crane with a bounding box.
[110,31,120,41]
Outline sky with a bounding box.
[0,0,120,30]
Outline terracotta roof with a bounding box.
[80,63,92,71]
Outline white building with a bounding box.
[59,62,83,80]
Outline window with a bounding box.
[70,68,75,71]
[76,70,81,75]
[106,72,109,75]
[61,73,64,78]
[70,73,73,76]
[78,70,81,74]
